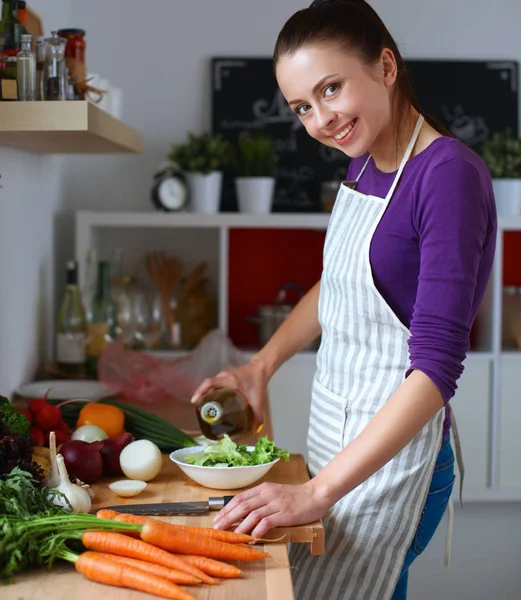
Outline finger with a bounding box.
[213,492,267,530]
[233,504,277,536]
[251,511,285,539]
[191,371,239,403]
[190,379,214,403]
[213,487,262,525]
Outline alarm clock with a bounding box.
[150,162,189,212]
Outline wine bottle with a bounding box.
[86,260,116,377]
[194,388,254,440]
[56,261,87,376]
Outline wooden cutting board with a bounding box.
[3,455,324,600]
[93,454,325,555]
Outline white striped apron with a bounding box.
[291,115,446,600]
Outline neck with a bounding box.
[369,105,419,173]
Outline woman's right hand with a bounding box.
[190,357,269,434]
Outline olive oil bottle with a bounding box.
[195,388,254,440]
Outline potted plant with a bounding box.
[480,128,521,217]
[168,132,231,213]
[230,131,278,214]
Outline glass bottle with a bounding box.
[56,261,87,377]
[16,32,34,100]
[35,34,45,100]
[0,47,17,100]
[86,261,116,378]
[82,247,98,324]
[110,248,135,348]
[0,0,23,51]
[14,0,25,26]
[194,388,254,440]
[41,30,66,101]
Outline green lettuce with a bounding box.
[185,435,289,467]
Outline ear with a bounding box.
[380,48,398,87]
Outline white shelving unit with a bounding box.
[75,210,521,502]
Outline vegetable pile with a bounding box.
[184,435,289,467]
[53,398,197,453]
[1,465,280,599]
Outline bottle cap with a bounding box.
[200,401,224,425]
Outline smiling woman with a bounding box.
[191,2,497,600]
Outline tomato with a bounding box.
[76,403,125,439]
[30,427,45,447]
[33,404,62,430]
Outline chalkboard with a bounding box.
[212,58,519,213]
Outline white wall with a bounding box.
[4,0,519,597]
[0,1,71,394]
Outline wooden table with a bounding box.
[3,454,324,600]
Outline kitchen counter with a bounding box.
[4,454,324,600]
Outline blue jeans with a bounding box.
[391,435,455,600]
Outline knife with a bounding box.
[93,496,235,516]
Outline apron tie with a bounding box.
[444,405,465,568]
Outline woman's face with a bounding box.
[276,44,397,158]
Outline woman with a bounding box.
[192,1,497,598]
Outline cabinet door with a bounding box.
[268,356,316,458]
[451,358,491,496]
[499,360,521,489]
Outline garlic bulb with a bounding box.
[52,454,92,514]
[44,431,60,489]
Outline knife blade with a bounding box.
[93,496,235,516]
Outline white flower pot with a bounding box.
[185,171,223,213]
[235,177,275,214]
[492,179,521,217]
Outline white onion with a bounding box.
[71,425,109,443]
[119,440,162,482]
[109,480,148,497]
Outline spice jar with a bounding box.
[502,286,521,349]
[177,278,216,349]
[41,31,67,101]
[57,28,85,99]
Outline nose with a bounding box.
[314,104,335,131]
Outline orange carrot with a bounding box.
[73,551,196,600]
[94,553,202,585]
[110,511,276,545]
[180,555,242,579]
[96,509,122,520]
[141,519,270,562]
[82,531,218,585]
[167,523,281,544]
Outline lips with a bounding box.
[331,118,358,146]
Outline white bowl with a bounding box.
[169,445,279,490]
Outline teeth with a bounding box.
[334,120,356,140]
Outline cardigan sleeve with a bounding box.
[406,156,494,402]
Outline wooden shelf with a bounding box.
[0,101,143,154]
[77,210,331,229]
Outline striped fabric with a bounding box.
[290,116,445,599]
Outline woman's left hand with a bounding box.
[212,481,331,539]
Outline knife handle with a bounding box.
[208,495,235,510]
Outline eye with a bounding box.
[324,83,340,97]
[295,104,311,117]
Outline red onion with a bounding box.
[101,432,135,475]
[60,440,104,484]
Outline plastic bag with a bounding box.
[98,329,248,410]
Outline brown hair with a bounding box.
[273,0,452,138]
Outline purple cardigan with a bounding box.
[346,137,497,435]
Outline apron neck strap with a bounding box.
[384,114,425,202]
[355,155,372,183]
